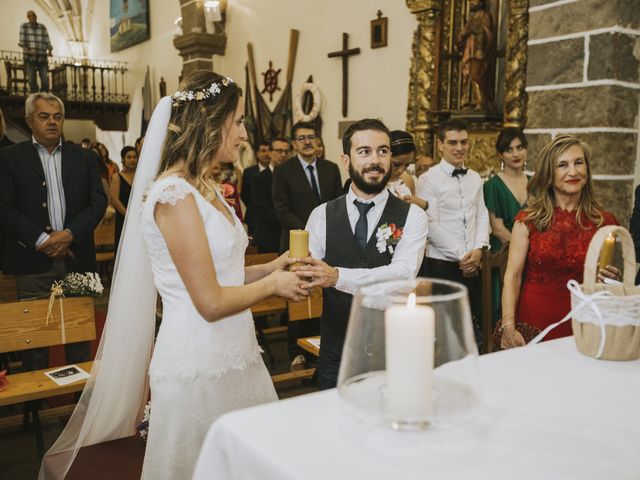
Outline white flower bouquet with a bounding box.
[55,272,104,297]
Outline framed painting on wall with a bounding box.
[110,0,150,52]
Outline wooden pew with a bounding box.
[0,297,96,456]
[0,273,17,303]
[246,252,282,366]
[94,217,116,282]
[480,243,510,354]
[297,336,320,357]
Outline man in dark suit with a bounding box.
[241,141,270,236]
[272,122,342,369]
[273,122,343,253]
[0,92,107,371]
[251,138,290,253]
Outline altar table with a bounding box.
[193,338,640,480]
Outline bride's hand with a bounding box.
[269,269,311,302]
[270,251,306,272]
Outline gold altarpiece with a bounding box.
[405,0,529,175]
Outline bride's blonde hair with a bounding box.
[158,70,242,201]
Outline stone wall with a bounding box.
[524,0,640,224]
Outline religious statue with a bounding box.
[458,0,496,111]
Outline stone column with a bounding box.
[405,0,442,156]
[525,0,640,223]
[174,0,227,76]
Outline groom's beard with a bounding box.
[348,162,392,195]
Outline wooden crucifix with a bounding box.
[328,32,360,118]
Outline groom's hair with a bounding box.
[341,118,390,156]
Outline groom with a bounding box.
[299,119,428,389]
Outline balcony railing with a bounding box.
[0,50,128,104]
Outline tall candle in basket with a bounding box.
[598,232,616,270]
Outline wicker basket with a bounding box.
[570,226,640,360]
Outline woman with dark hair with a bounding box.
[93,141,119,181]
[483,128,529,251]
[483,128,528,324]
[109,145,138,250]
[41,71,310,480]
[500,135,619,349]
[389,130,428,210]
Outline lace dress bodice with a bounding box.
[141,176,260,381]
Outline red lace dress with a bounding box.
[515,208,618,340]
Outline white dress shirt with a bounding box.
[416,159,489,261]
[33,136,65,248]
[306,186,428,295]
[298,155,321,197]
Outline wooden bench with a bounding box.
[94,218,116,282]
[297,336,320,357]
[0,296,96,456]
[481,243,510,354]
[0,272,17,303]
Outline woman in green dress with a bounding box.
[483,128,528,325]
[484,128,529,250]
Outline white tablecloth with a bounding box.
[193,339,640,480]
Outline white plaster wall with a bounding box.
[2,1,416,173]
[218,0,416,177]
[0,2,72,58]
[87,0,183,159]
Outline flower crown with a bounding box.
[171,77,234,105]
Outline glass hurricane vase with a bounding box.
[337,278,480,431]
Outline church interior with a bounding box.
[0,0,639,478]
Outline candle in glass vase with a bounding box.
[385,293,435,424]
[598,232,616,270]
[289,230,309,267]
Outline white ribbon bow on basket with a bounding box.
[529,280,612,358]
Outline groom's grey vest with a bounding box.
[321,193,410,358]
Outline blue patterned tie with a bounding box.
[307,165,321,204]
[354,200,375,250]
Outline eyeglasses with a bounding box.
[295,134,317,142]
[273,149,290,155]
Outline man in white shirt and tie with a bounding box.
[297,118,428,389]
[416,119,489,342]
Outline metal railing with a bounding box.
[0,50,129,104]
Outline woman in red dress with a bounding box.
[500,135,619,349]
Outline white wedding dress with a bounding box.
[140,176,277,479]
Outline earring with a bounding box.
[500,160,504,171]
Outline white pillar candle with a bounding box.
[385,293,435,422]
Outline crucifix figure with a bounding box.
[328,32,360,118]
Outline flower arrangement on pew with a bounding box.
[54,272,105,297]
[137,401,151,441]
[46,272,104,344]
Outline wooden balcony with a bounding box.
[0,50,131,131]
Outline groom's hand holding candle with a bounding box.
[291,257,339,289]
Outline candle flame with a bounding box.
[407,292,416,309]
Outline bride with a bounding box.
[40,71,310,479]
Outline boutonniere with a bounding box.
[376,223,404,254]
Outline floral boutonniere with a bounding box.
[376,223,404,254]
